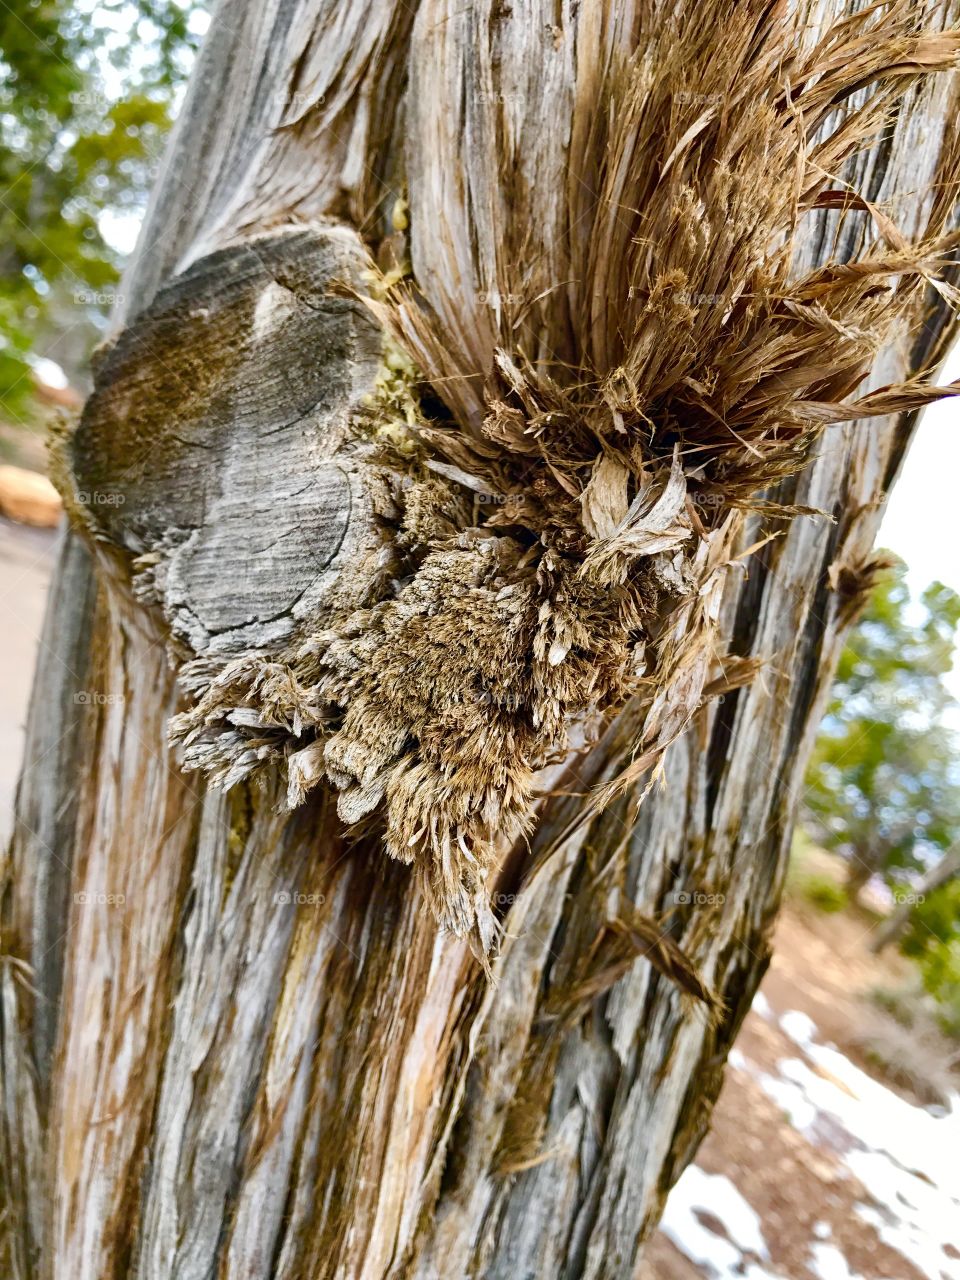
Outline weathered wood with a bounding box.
[50,597,196,1278]
[3,2,960,1279]
[71,224,386,654]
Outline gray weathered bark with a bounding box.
[2,3,959,1279]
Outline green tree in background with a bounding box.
[0,0,205,425]
[803,559,960,902]
[901,879,960,1035]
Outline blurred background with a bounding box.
[1,4,958,1278]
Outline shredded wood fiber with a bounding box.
[63,0,960,953]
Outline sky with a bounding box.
[85,0,211,256]
[880,341,960,595]
[880,342,960,703]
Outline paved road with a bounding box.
[0,517,57,842]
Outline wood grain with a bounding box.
[2,2,958,1278]
[71,225,385,655]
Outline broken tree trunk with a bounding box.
[3,2,960,1278]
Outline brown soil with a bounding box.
[641,898,958,1279]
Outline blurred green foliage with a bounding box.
[804,559,960,1033]
[0,0,205,419]
[902,881,960,1036]
[803,559,960,896]
[797,871,848,914]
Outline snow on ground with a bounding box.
[808,1241,864,1280]
[660,1164,781,1279]
[661,990,960,1280]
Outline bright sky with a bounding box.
[84,0,211,256]
[879,342,960,703]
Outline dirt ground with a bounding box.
[642,899,960,1280]
[0,516,56,841]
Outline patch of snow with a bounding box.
[749,1058,819,1133]
[852,1203,884,1233]
[779,1009,817,1048]
[751,990,775,1022]
[802,1038,960,1195]
[808,1242,863,1280]
[660,1165,779,1279]
[845,1150,960,1280]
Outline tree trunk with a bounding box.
[845,854,878,905]
[3,3,960,1279]
[871,844,960,953]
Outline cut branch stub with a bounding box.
[69,223,388,656]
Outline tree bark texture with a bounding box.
[2,3,960,1279]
